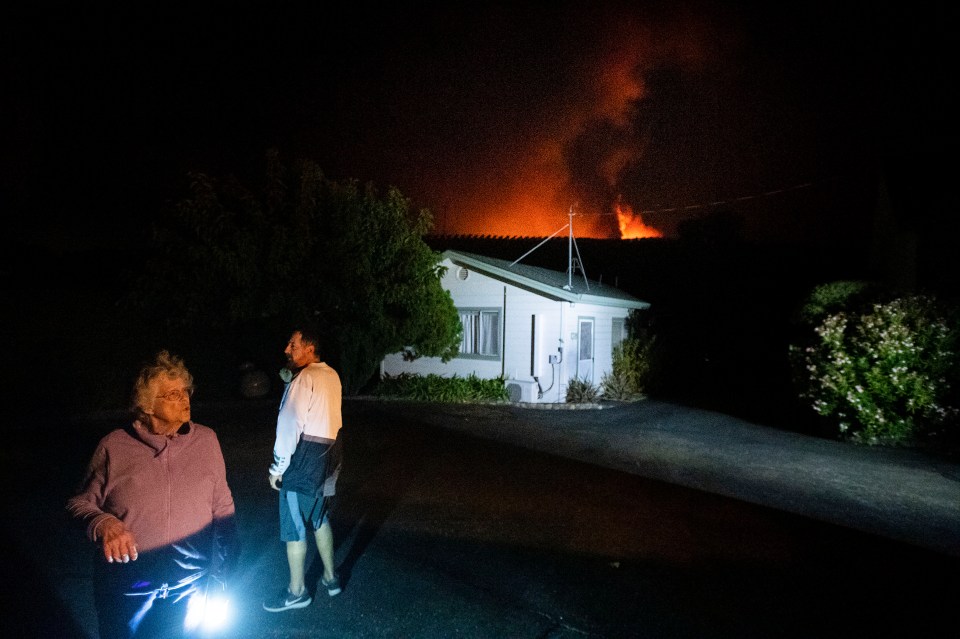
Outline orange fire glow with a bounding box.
[426,9,724,241]
[616,199,663,239]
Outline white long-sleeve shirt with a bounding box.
[269,362,342,496]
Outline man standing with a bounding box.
[263,324,343,612]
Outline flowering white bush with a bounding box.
[790,294,959,446]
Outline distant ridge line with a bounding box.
[426,234,659,241]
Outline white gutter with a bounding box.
[446,251,650,310]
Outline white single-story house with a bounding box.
[380,249,650,403]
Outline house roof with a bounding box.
[442,250,650,310]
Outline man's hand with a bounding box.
[269,474,283,491]
[99,517,138,564]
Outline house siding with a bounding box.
[380,254,643,403]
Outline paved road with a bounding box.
[9,397,960,638]
[396,398,960,558]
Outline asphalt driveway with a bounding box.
[8,397,960,638]
[393,398,960,557]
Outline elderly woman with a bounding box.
[67,350,236,639]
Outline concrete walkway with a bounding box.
[380,398,960,557]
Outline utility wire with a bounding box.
[578,177,839,217]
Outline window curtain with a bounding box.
[479,311,498,355]
[459,311,499,355]
[460,312,477,353]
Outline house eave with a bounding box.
[577,295,650,310]
[444,250,649,309]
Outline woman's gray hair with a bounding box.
[130,350,194,418]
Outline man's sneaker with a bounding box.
[322,574,342,597]
[263,587,312,612]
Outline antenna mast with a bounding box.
[510,203,589,292]
[567,205,574,290]
[564,204,589,291]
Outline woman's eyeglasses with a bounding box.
[156,387,195,402]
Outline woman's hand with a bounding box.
[269,474,282,491]
[99,517,139,563]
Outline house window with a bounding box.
[458,308,501,358]
[612,317,625,348]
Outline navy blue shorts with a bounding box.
[279,489,331,542]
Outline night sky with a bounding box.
[2,2,952,249]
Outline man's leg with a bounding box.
[314,521,336,583]
[286,539,308,596]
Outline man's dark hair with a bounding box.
[294,321,323,355]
